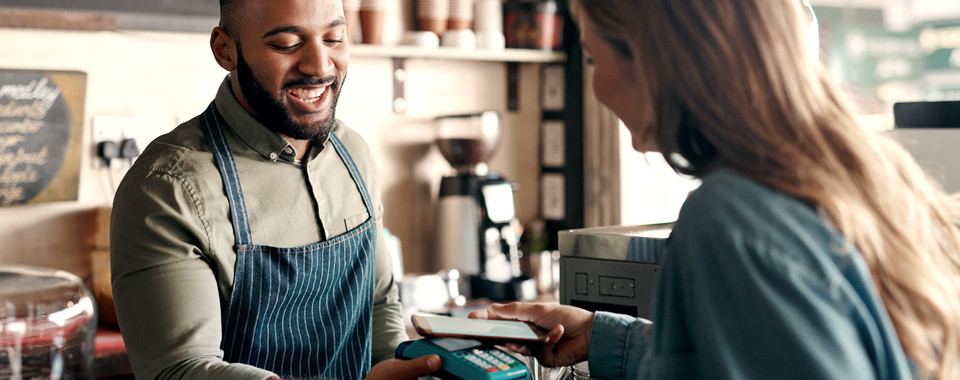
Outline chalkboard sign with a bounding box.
[0,69,86,206]
[0,0,219,32]
[0,0,218,17]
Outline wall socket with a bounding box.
[541,65,565,111]
[541,173,566,221]
[91,116,142,168]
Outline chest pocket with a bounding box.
[344,211,371,232]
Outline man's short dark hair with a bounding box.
[219,0,239,35]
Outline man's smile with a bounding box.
[288,86,327,103]
[285,84,333,112]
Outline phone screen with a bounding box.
[431,338,484,352]
[423,316,541,340]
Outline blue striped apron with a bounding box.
[199,103,375,380]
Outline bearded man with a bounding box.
[110,1,440,379]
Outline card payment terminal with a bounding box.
[395,338,529,380]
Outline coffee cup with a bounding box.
[360,8,385,44]
[417,0,449,36]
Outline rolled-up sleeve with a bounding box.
[588,312,651,379]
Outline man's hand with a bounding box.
[366,355,441,380]
[469,302,594,367]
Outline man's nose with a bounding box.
[298,40,335,77]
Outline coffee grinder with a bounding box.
[433,111,537,302]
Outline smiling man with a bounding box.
[110,1,439,379]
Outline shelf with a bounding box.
[352,44,567,113]
[351,44,567,63]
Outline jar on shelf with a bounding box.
[0,265,97,380]
[503,0,564,50]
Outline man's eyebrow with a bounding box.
[262,26,303,38]
[261,19,347,39]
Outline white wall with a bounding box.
[617,123,700,226]
[0,27,546,277]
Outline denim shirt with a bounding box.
[587,169,914,379]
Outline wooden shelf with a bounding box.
[351,44,567,63]
[350,44,566,113]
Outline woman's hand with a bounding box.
[469,302,594,367]
[365,355,441,380]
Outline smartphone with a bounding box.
[411,314,549,342]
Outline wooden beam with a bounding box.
[0,8,115,31]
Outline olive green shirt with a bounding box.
[110,77,407,380]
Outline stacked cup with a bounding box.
[417,0,449,37]
[443,0,475,49]
[343,0,361,44]
[447,0,474,30]
[360,0,386,44]
[474,0,505,50]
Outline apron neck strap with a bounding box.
[198,102,376,245]
[327,133,375,217]
[199,102,254,246]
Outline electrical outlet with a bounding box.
[541,173,565,220]
[92,116,142,168]
[542,121,565,167]
[541,65,565,111]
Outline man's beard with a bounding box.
[234,42,344,141]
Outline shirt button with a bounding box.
[284,147,293,154]
[269,152,278,160]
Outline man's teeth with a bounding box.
[290,87,325,103]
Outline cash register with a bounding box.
[557,223,671,320]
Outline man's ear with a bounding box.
[210,27,237,71]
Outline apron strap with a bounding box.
[198,101,374,245]
[328,133,376,218]
[199,102,254,246]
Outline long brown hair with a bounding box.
[573,0,960,378]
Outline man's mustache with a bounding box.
[284,76,338,89]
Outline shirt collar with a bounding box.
[213,75,302,163]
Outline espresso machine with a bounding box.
[433,111,537,302]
